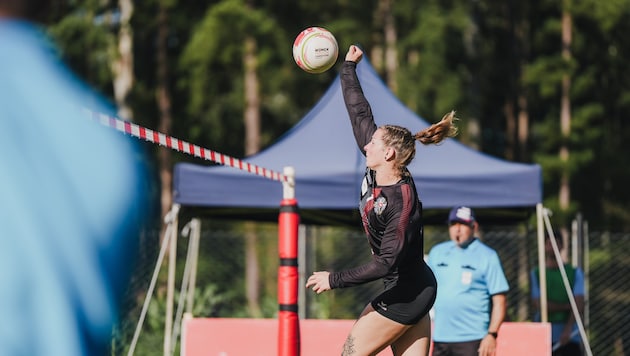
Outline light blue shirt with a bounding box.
[0,19,148,355]
[428,238,509,342]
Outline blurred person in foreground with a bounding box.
[0,1,149,355]
[427,206,509,356]
[530,233,585,356]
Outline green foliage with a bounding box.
[118,283,232,355]
[304,226,381,319]
[47,2,116,95]
[396,1,468,120]
[525,55,574,98]
[45,0,630,230]
[574,0,630,32]
[177,0,295,157]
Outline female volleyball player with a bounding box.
[306,44,458,356]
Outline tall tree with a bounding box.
[155,1,178,354]
[156,0,174,233]
[179,0,291,157]
[396,1,469,136]
[243,0,264,320]
[526,0,607,227]
[48,1,115,96]
[179,0,294,317]
[112,0,134,120]
[382,0,397,93]
[569,0,630,229]
[558,0,572,244]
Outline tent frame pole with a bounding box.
[127,204,179,356]
[541,209,592,355]
[164,203,180,356]
[536,203,548,323]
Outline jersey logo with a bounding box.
[361,176,368,196]
[374,196,387,215]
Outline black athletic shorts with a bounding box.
[432,340,482,356]
[370,262,437,325]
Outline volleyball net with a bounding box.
[94,112,300,356]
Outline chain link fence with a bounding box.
[112,219,630,356]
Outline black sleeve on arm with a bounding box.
[340,61,377,152]
[329,259,390,289]
[328,214,403,289]
[329,189,408,289]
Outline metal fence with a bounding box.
[113,219,630,356]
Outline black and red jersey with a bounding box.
[329,61,425,290]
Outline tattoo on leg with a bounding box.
[342,335,356,355]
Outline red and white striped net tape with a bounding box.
[92,112,288,182]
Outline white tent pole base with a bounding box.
[127,204,179,356]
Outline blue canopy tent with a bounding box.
[161,61,553,354]
[172,59,542,225]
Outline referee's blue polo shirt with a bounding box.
[427,238,509,342]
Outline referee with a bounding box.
[427,206,509,356]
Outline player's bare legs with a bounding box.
[341,304,420,356]
[390,313,431,356]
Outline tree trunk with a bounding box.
[381,0,397,93]
[112,0,134,120]
[515,1,530,162]
[371,0,397,91]
[243,1,262,316]
[559,6,571,210]
[514,3,532,320]
[244,36,260,157]
[155,4,175,353]
[156,2,173,236]
[559,3,572,255]
[465,1,481,150]
[517,94,529,161]
[504,100,516,160]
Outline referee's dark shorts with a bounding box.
[432,340,481,356]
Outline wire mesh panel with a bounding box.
[111,220,630,356]
[586,232,630,356]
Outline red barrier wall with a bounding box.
[182,318,551,356]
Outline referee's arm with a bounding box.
[488,293,507,335]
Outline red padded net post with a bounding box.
[278,198,300,356]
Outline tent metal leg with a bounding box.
[164,204,180,356]
[185,219,201,314]
[536,203,548,323]
[127,204,179,356]
[170,218,201,352]
[541,207,593,356]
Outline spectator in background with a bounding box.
[0,1,149,355]
[530,233,585,356]
[427,206,509,356]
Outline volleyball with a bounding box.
[292,27,339,74]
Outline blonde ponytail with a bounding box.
[414,111,459,145]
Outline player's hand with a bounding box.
[306,271,331,294]
[478,334,497,356]
[345,45,363,63]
